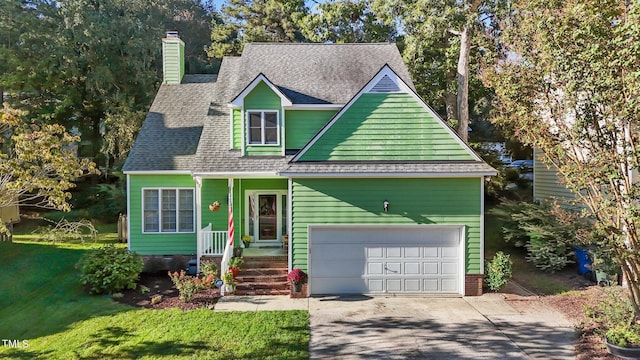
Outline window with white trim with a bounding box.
[143,188,194,233]
[247,111,279,145]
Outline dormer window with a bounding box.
[247,111,279,145]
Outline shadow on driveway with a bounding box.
[309,296,574,359]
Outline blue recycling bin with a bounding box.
[574,246,592,275]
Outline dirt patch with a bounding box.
[114,273,221,310]
[507,263,617,359]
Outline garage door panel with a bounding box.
[442,247,458,258]
[385,262,401,274]
[367,247,384,258]
[423,263,438,274]
[405,247,421,258]
[423,247,438,257]
[386,279,402,292]
[405,262,420,275]
[387,247,402,258]
[442,262,457,275]
[368,279,384,291]
[309,226,462,295]
[441,278,458,292]
[423,279,439,292]
[367,262,384,275]
[404,279,421,291]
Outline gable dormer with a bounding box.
[230,74,292,156]
[294,65,480,162]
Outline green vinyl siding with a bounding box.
[298,93,475,161]
[244,81,283,156]
[291,177,482,274]
[129,174,196,255]
[285,110,337,150]
[201,179,228,231]
[232,109,242,149]
[533,148,577,207]
[162,40,184,85]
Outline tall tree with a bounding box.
[300,0,396,43]
[0,0,216,169]
[485,0,640,316]
[373,0,499,143]
[207,0,309,58]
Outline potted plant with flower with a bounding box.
[228,256,244,278]
[287,268,307,293]
[208,201,221,212]
[241,235,252,248]
[221,270,235,293]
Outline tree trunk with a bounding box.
[457,25,470,144]
[444,92,458,125]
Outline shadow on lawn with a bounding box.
[0,242,130,340]
[5,326,209,359]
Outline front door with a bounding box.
[246,191,287,243]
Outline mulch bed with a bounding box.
[114,272,221,310]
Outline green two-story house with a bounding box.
[123,33,496,296]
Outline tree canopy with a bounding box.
[485,0,640,316]
[0,0,216,168]
[0,104,97,230]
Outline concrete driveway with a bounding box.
[308,294,575,359]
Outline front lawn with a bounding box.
[0,241,309,359]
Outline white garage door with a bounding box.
[309,225,463,295]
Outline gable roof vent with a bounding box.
[369,74,400,93]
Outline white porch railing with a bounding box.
[197,224,226,266]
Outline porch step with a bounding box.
[233,289,291,296]
[234,255,290,296]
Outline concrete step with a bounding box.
[236,274,287,283]
[236,280,289,290]
[241,268,287,276]
[233,289,290,296]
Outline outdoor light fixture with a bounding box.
[383,200,389,213]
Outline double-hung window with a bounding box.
[143,188,194,233]
[247,111,279,145]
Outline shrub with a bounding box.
[500,200,591,272]
[168,270,215,302]
[484,251,513,291]
[585,287,640,347]
[77,245,143,294]
[200,260,218,278]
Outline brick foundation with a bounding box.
[465,274,484,296]
[290,283,308,298]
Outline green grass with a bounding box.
[0,241,309,359]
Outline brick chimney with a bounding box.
[162,31,185,85]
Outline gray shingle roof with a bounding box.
[229,43,414,104]
[122,75,217,171]
[123,43,494,176]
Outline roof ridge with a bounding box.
[245,42,395,46]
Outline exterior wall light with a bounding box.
[383,200,389,213]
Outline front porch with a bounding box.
[198,225,290,296]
